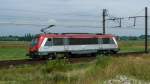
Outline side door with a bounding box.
[52,38,65,52]
[64,38,69,51]
[101,38,115,49]
[98,38,102,50]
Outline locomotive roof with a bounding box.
[39,34,115,38]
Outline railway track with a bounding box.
[0,51,148,68]
[113,51,147,56]
[0,59,47,68]
[69,51,147,63]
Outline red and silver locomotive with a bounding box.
[27,33,119,59]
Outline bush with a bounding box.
[43,59,69,73]
[96,55,112,68]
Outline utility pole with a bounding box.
[102,9,107,34]
[145,7,148,53]
[133,17,136,26]
[119,18,122,27]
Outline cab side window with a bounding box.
[53,38,63,46]
[102,38,110,44]
[44,38,52,46]
[102,38,115,44]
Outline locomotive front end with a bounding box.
[26,37,39,58]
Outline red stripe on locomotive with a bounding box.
[40,34,114,39]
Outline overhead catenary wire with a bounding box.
[0,22,147,30]
[0,8,148,32]
[105,7,148,29]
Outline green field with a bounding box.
[118,40,146,52]
[0,40,148,60]
[0,41,29,60]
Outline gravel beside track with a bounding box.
[0,59,47,68]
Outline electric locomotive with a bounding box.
[27,33,119,59]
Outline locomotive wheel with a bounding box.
[111,50,117,54]
[64,53,71,58]
[91,53,96,57]
[30,55,39,59]
[47,54,56,60]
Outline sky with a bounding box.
[0,0,150,36]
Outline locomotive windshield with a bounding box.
[31,38,38,47]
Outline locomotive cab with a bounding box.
[26,37,39,58]
[27,35,52,59]
[26,34,45,58]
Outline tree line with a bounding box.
[0,33,35,41]
[0,34,149,41]
[118,35,150,40]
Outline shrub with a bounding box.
[43,59,69,73]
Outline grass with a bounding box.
[0,41,29,60]
[0,48,28,60]
[0,55,150,83]
[118,40,145,52]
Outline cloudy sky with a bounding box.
[0,0,150,36]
